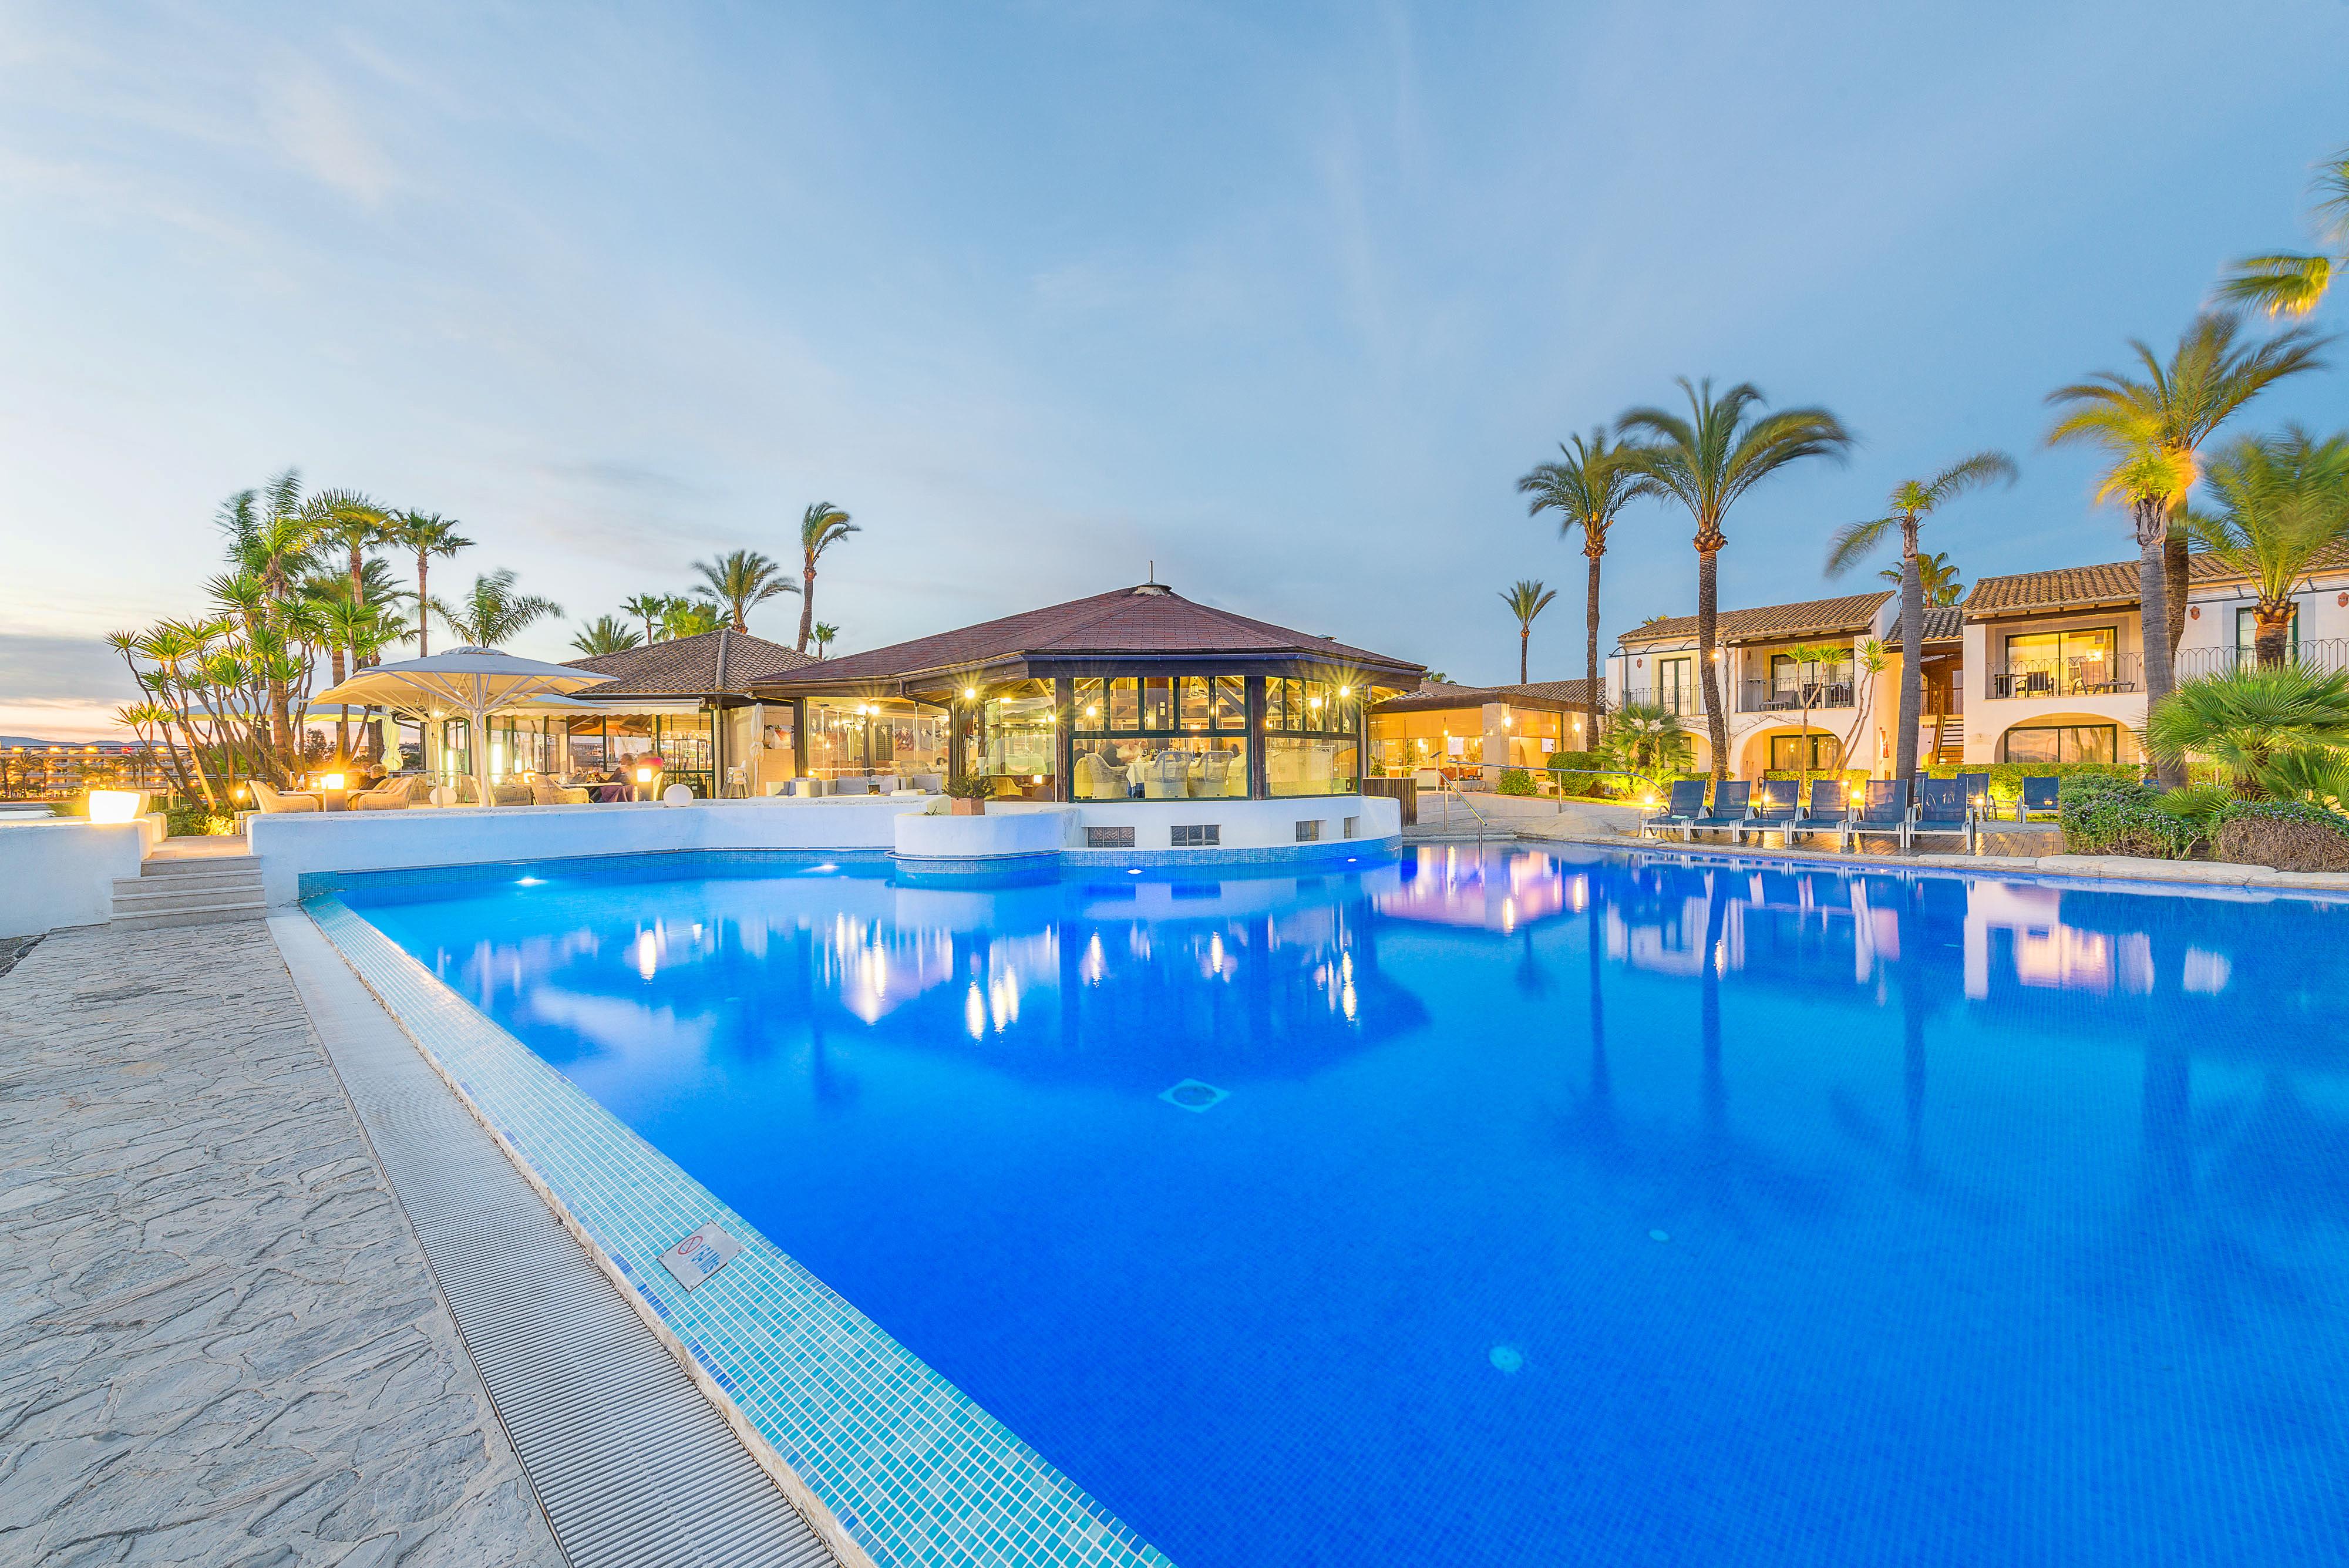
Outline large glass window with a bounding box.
[2001,627,2116,695]
[977,683,1056,798]
[1108,678,1139,731]
[2000,724,2118,764]
[1768,732,1844,772]
[805,699,945,782]
[1265,678,1357,795]
[1072,736,1247,800]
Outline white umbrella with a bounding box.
[314,647,612,807]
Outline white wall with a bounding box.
[0,817,156,937]
[251,794,1405,904]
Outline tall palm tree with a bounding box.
[2185,428,2349,668]
[620,593,667,645]
[1519,429,1640,736]
[693,549,794,632]
[661,596,723,640]
[570,616,644,657]
[2218,147,2349,319]
[1826,451,2017,781]
[389,511,474,658]
[430,569,561,648]
[795,502,857,654]
[1882,549,1963,606]
[1498,580,1558,685]
[1616,378,1853,787]
[2046,312,2329,759]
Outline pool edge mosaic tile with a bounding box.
[307,893,1179,1568]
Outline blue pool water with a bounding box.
[341,847,2349,1567]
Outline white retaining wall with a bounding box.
[0,816,163,937]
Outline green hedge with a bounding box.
[2057,775,2200,859]
[1917,761,2142,802]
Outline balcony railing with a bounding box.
[2174,638,2349,680]
[1739,677,1854,714]
[1987,651,2142,699]
[1616,685,1706,716]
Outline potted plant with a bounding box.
[946,770,991,816]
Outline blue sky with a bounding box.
[4,1,2346,737]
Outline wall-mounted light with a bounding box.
[963,687,977,700]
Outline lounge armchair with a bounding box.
[1955,772,1991,823]
[250,780,321,814]
[1686,780,1753,842]
[349,776,422,810]
[530,778,591,806]
[1144,752,1189,800]
[2014,775,2059,823]
[1643,779,1707,838]
[1746,779,1799,845]
[1783,779,1850,846]
[1909,776,1977,853]
[1843,779,1913,852]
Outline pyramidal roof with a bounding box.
[752,583,1424,689]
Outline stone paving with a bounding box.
[0,922,562,1566]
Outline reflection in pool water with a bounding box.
[342,847,2349,1568]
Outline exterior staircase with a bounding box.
[112,849,267,932]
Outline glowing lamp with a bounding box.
[635,766,654,784]
[317,772,346,791]
[1641,793,1657,810]
[1338,685,1352,698]
[1031,773,1045,785]
[963,687,977,700]
[232,785,248,801]
[1085,705,1099,718]
[1849,786,1865,803]
[87,790,140,824]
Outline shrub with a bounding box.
[1497,768,1536,797]
[2058,776,2202,859]
[164,802,238,837]
[1918,761,2143,805]
[2212,799,2349,872]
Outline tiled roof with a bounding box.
[563,627,816,697]
[752,583,1423,689]
[1921,605,1963,643]
[1621,591,1892,647]
[1962,544,2349,617]
[1372,678,1602,714]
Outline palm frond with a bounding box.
[2217,254,2334,318]
[1824,516,1894,577]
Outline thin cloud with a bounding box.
[259,59,403,207]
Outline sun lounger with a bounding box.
[2014,775,2059,822]
[1746,779,1799,844]
[1686,780,1754,842]
[1909,776,1976,853]
[1776,779,1850,846]
[1843,779,1913,852]
[1643,778,1707,838]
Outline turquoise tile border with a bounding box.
[306,893,1176,1568]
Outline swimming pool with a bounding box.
[335,846,2349,1567]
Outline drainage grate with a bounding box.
[1158,1078,1230,1112]
[1294,819,1322,842]
[1086,825,1136,849]
[271,916,840,1568]
[1170,823,1220,847]
[1344,815,1359,839]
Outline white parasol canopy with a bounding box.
[314,647,612,806]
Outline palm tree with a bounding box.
[1616,378,1853,788]
[2218,147,2349,319]
[1601,701,1694,800]
[2146,665,2349,795]
[2185,428,2349,667]
[812,621,839,658]
[389,512,474,658]
[1497,580,1558,684]
[430,569,561,648]
[570,616,644,657]
[1826,451,2016,781]
[693,549,795,632]
[1520,429,1640,736]
[2046,312,2329,760]
[1882,549,1963,606]
[794,502,857,653]
[661,597,723,640]
[620,593,667,645]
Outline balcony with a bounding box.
[1987,651,2142,699]
[1616,685,1705,717]
[1738,677,1853,715]
[2173,638,2349,680]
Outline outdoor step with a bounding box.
[110,904,273,933]
[138,853,261,876]
[115,870,261,898]
[113,893,268,922]
[112,887,267,912]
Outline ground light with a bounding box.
[85,790,140,823]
